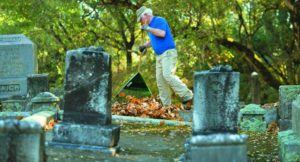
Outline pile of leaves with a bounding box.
[112,94,185,121]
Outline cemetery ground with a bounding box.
[44,95,280,162]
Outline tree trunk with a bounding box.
[126,50,132,71]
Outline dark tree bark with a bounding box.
[217,38,283,89]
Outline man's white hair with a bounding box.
[142,8,153,17]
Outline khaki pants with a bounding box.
[156,49,193,106]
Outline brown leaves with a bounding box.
[267,121,279,135]
[112,96,184,120]
[44,119,58,130]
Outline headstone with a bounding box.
[278,85,300,130]
[0,119,44,162]
[250,72,260,104]
[0,34,37,100]
[278,94,300,161]
[48,47,120,155]
[182,65,248,162]
[193,65,240,134]
[239,104,266,132]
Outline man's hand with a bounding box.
[141,24,151,31]
[139,45,147,54]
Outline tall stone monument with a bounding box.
[0,34,48,111]
[48,47,120,155]
[183,65,248,162]
[0,34,37,99]
[278,94,300,161]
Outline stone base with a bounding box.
[1,100,27,111]
[0,112,31,120]
[51,123,120,148]
[278,130,300,162]
[179,110,193,122]
[183,134,248,162]
[47,141,119,156]
[279,119,291,131]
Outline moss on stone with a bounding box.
[240,104,266,115]
[240,118,266,132]
[278,130,300,162]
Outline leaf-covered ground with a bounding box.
[112,95,185,120]
[112,95,280,161]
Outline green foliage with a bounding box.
[0,0,299,103]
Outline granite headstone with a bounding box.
[49,47,120,155]
[0,34,37,100]
[183,65,248,162]
[193,65,240,134]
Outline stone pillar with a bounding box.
[48,47,120,155]
[184,65,248,162]
[0,119,44,162]
[278,94,300,161]
[278,85,300,131]
[250,72,260,104]
[27,74,49,100]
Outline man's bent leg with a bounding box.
[161,50,193,102]
[156,55,172,106]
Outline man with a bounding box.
[136,6,193,109]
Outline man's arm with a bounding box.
[142,25,166,38]
[148,28,165,38]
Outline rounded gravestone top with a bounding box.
[240,104,266,115]
[31,92,59,103]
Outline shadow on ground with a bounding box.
[46,122,191,162]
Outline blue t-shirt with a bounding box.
[148,16,176,55]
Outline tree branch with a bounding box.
[216,38,283,89]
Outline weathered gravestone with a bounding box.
[239,104,266,132]
[183,65,248,162]
[47,47,120,155]
[0,119,45,162]
[278,94,300,162]
[0,34,37,99]
[278,85,300,131]
[0,34,48,112]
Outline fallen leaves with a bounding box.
[112,95,184,120]
[44,119,58,130]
